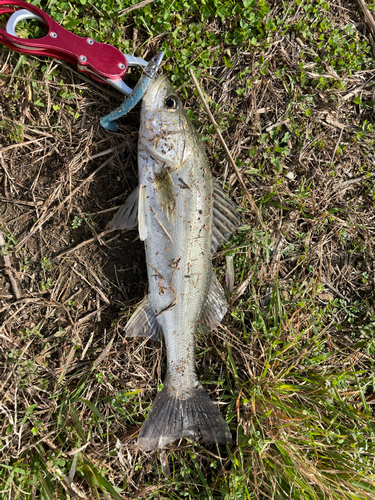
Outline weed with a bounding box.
[72,215,83,229]
[41,277,54,290]
[41,256,53,272]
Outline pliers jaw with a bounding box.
[106,55,148,96]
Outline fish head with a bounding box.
[139,75,200,169]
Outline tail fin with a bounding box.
[138,383,232,451]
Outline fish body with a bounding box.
[139,77,212,389]
[111,75,240,450]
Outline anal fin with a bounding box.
[125,295,161,340]
[199,272,227,332]
[211,181,241,253]
[110,187,139,230]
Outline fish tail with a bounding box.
[137,382,232,451]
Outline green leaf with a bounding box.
[0,464,26,474]
[63,18,82,29]
[87,460,125,499]
[223,56,233,68]
[70,406,87,440]
[79,399,104,420]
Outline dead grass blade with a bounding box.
[119,0,155,16]
[92,337,114,370]
[189,69,264,227]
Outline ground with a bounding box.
[1,0,375,498]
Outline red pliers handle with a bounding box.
[0,0,147,94]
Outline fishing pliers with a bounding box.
[0,0,164,130]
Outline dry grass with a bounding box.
[1,0,375,498]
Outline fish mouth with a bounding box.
[143,74,170,109]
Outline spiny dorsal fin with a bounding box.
[125,295,162,340]
[110,187,139,230]
[211,181,241,253]
[199,272,227,332]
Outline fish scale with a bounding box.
[140,147,210,393]
[110,74,242,450]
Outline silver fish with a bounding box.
[111,74,240,451]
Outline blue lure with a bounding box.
[100,52,164,131]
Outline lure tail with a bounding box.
[138,381,232,451]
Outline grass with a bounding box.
[1,0,375,498]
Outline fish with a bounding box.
[111,74,241,451]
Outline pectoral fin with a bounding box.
[125,295,162,340]
[199,272,227,332]
[138,185,148,241]
[154,166,176,222]
[211,181,241,253]
[110,187,139,230]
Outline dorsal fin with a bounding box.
[211,181,241,253]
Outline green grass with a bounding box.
[1,0,375,498]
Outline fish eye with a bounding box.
[164,95,180,111]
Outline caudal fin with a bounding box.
[138,383,232,451]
